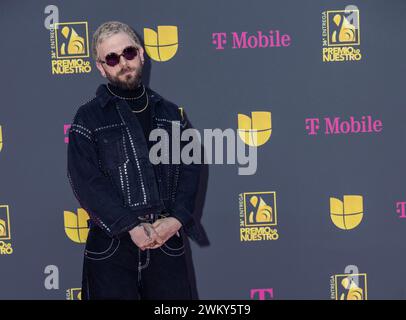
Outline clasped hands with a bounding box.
[128,217,182,251]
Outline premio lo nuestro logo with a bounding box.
[322,5,362,62]
[66,288,82,300]
[330,265,367,300]
[239,191,278,242]
[0,205,13,255]
[49,22,92,74]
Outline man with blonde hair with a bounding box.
[67,21,203,300]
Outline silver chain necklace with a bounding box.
[106,83,149,113]
[131,94,149,113]
[106,83,146,100]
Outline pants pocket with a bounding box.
[159,233,185,257]
[84,227,121,261]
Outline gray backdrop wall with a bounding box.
[1,0,406,299]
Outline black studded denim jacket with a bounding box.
[67,84,203,243]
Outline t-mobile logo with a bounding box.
[212,31,291,50]
[396,202,406,218]
[305,116,383,136]
[212,32,227,50]
[250,288,274,300]
[305,118,320,135]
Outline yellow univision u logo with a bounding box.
[144,26,178,62]
[64,208,90,243]
[330,195,363,230]
[238,112,272,147]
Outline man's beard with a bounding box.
[106,66,142,90]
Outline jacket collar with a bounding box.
[96,83,163,118]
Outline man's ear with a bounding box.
[138,46,145,65]
[95,60,107,78]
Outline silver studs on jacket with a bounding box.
[115,103,148,206]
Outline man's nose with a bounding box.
[119,55,128,67]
